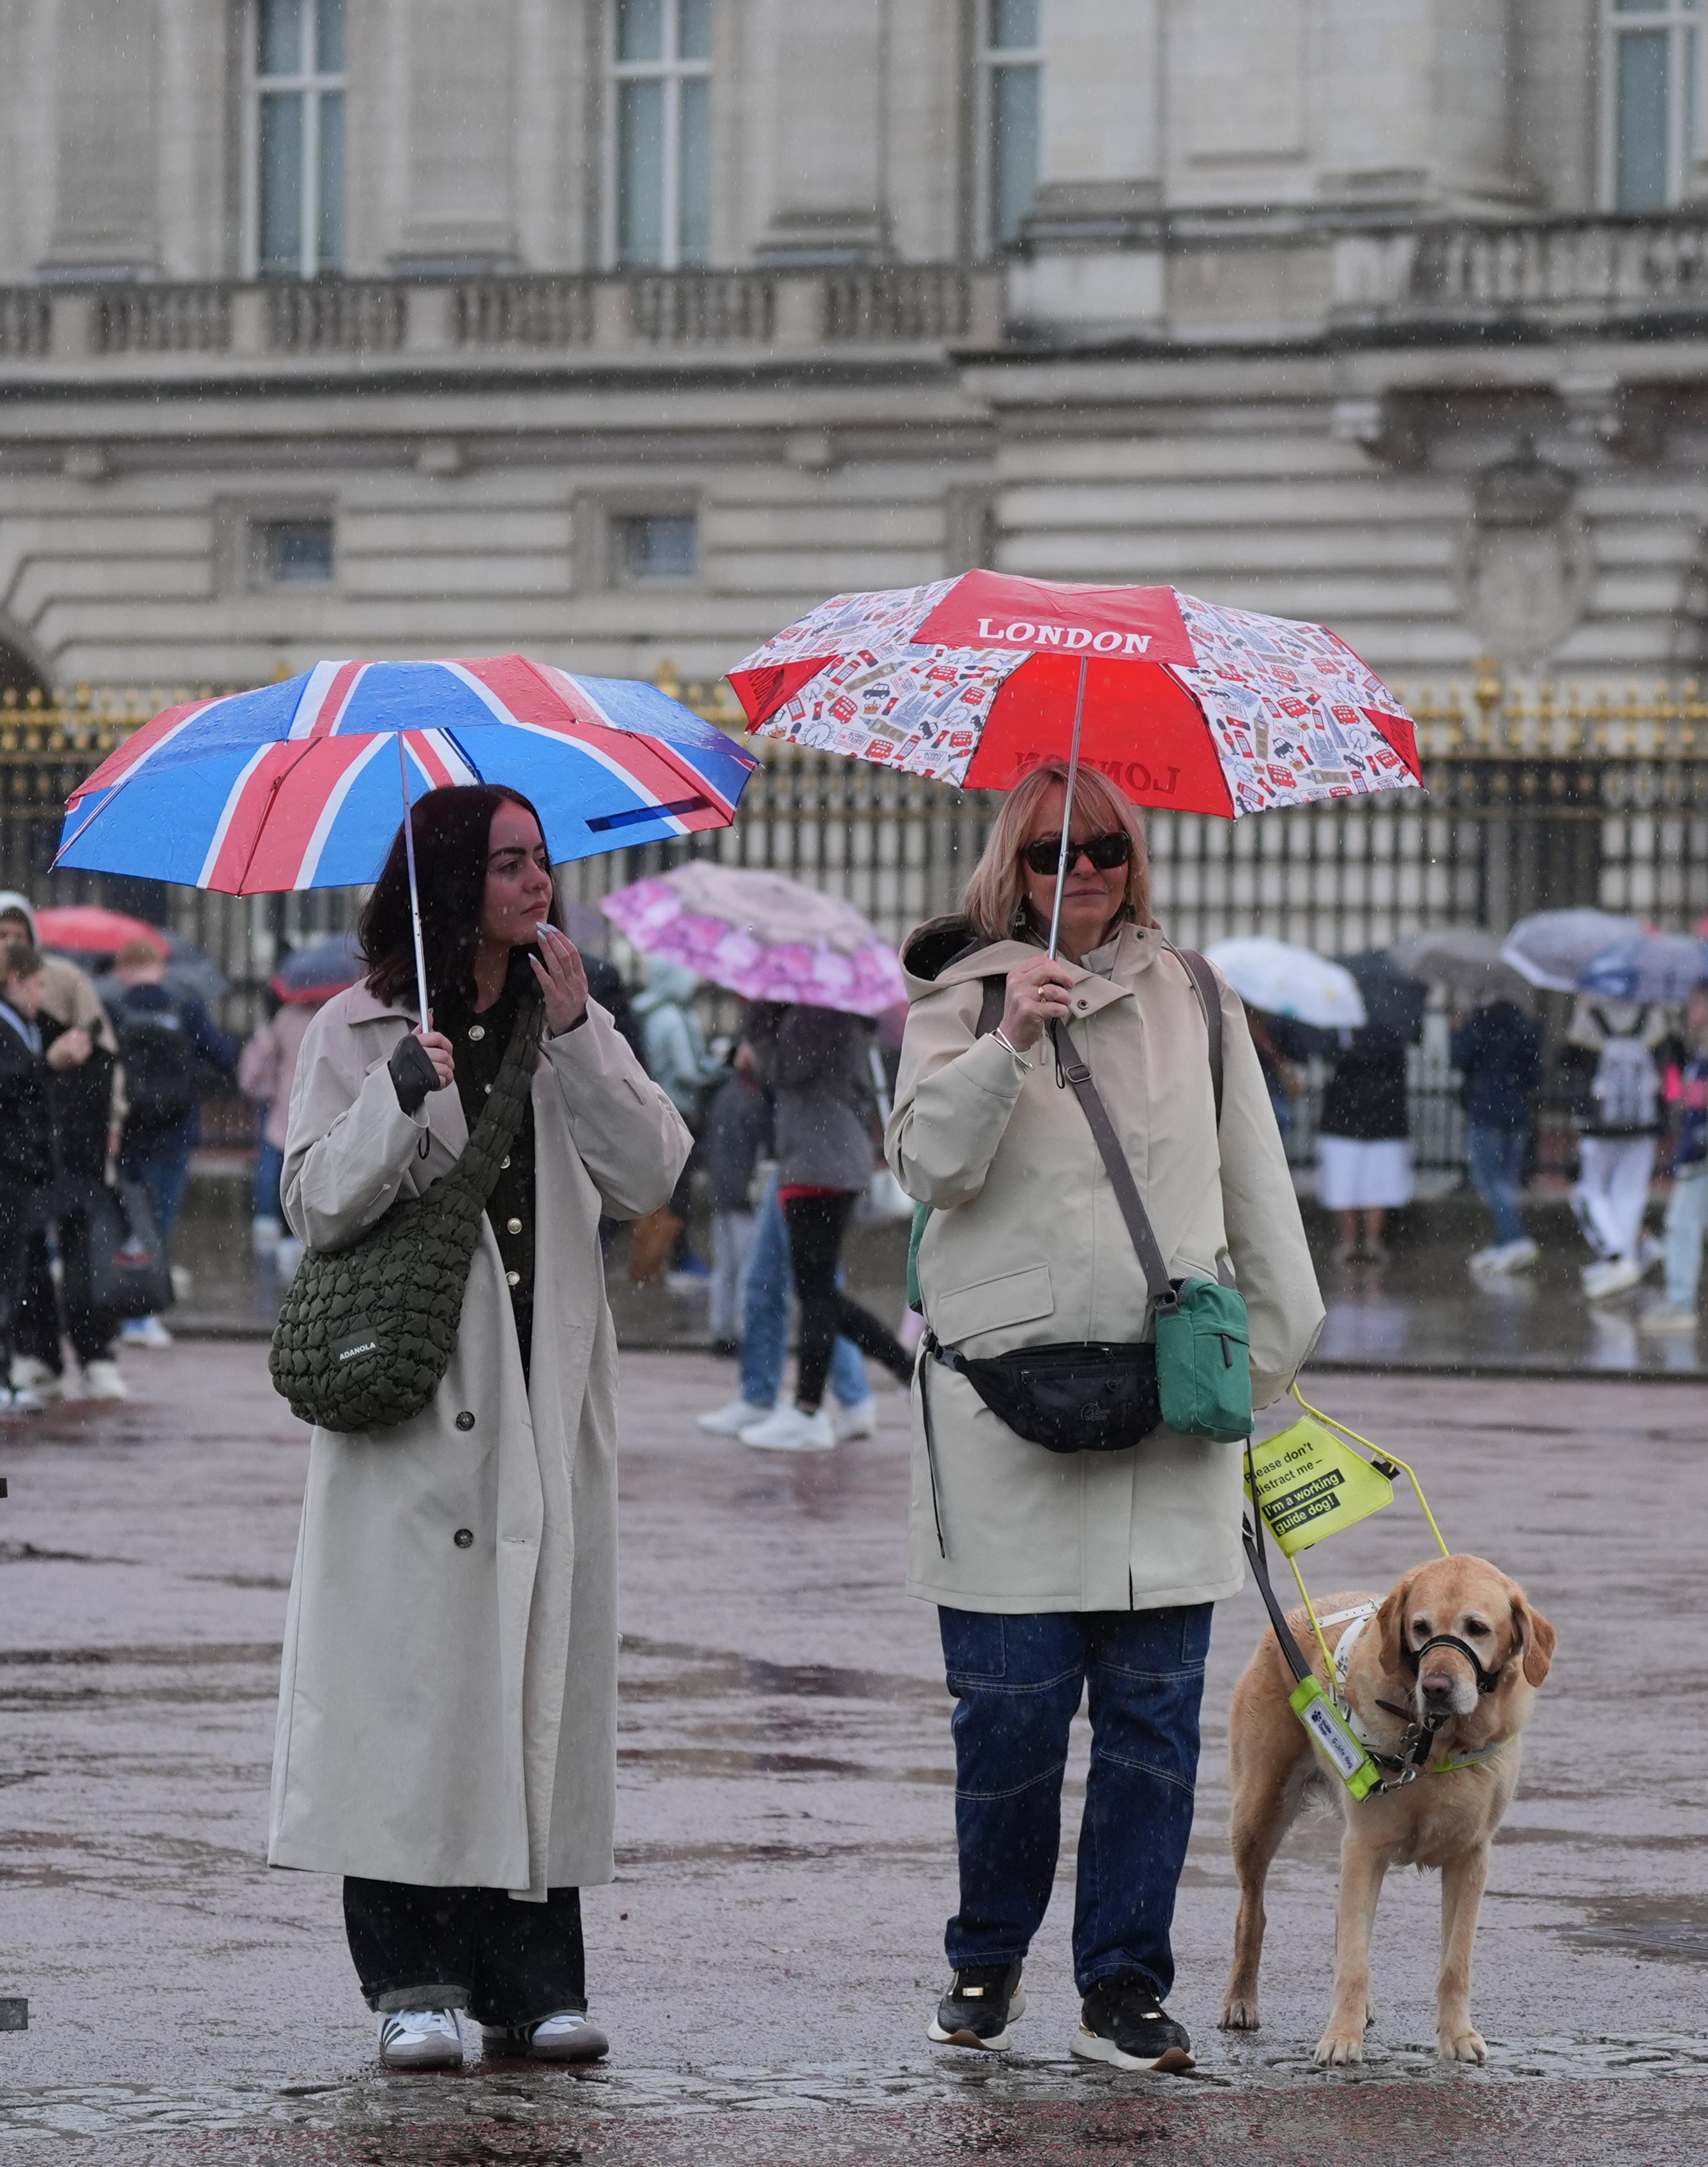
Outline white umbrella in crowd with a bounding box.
[1203,937,1366,1030]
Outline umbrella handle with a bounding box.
[1046,654,1090,963]
[397,733,432,1030]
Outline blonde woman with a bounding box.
[888,762,1322,2075]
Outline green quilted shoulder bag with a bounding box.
[268,993,544,1433]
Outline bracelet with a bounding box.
[991,1024,1033,1068]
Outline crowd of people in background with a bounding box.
[4,882,1708,1425]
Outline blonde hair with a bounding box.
[960,763,1152,945]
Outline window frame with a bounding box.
[1601,0,1700,213]
[607,0,714,270]
[978,0,1044,258]
[242,0,349,280]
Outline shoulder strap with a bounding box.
[1169,944,1224,1126]
[1048,1018,1177,1315]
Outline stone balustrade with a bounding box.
[1336,212,1708,327]
[0,263,1002,374]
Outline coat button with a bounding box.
[500,1156,510,1169]
[454,1528,474,1549]
[484,1082,492,1095]
[455,1410,475,1431]
[507,1217,522,1234]
[468,1023,485,1041]
[506,1269,521,1287]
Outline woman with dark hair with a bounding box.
[271,785,691,2071]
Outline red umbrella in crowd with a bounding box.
[729,571,1424,954]
[33,904,168,956]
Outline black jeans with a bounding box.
[0,1186,34,1373]
[781,1190,913,1410]
[15,1215,116,1370]
[342,1879,585,2025]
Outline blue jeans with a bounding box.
[938,1603,1212,2000]
[739,1177,868,1410]
[254,1138,284,1221]
[119,1125,194,1248]
[1465,1122,1529,1247]
[1665,1167,1708,1308]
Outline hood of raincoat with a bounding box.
[0,891,37,941]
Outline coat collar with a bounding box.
[907,919,1166,1019]
[335,981,416,1029]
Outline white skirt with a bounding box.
[1316,1135,1414,1211]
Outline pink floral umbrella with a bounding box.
[600,862,905,1017]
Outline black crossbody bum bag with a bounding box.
[919,945,1239,1467]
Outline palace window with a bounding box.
[1608,0,1698,211]
[252,0,347,276]
[614,512,698,583]
[984,0,1042,252]
[612,0,712,268]
[255,517,335,585]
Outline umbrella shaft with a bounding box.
[1046,655,1090,964]
[398,733,431,1028]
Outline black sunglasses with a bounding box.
[1020,830,1133,877]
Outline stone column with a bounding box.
[752,0,890,265]
[390,0,519,269]
[1009,0,1164,332]
[38,0,161,277]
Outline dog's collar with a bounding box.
[1330,1608,1511,1786]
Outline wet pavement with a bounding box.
[0,1345,1705,2161]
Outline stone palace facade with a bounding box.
[3,0,1707,704]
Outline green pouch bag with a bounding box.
[1154,1277,1253,1443]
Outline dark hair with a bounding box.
[358,784,559,1011]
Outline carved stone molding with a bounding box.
[1454,450,1594,672]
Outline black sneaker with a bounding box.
[1072,1975,1194,2072]
[927,1962,1026,2050]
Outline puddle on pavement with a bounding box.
[1560,1895,1708,1964]
[6,2033,1708,2136]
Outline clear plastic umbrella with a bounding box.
[1389,926,1530,1004]
[1203,937,1366,1029]
[1578,930,1708,1004]
[1500,909,1645,992]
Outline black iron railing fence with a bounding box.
[4,661,1707,1178]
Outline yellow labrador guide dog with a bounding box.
[1220,1554,1555,2065]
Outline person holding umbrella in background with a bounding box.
[1453,991,1543,1276]
[1645,982,1708,1333]
[0,943,98,1413]
[108,936,238,1348]
[0,892,128,1402]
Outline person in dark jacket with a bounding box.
[108,937,238,1349]
[1315,1025,1412,1263]
[0,946,94,1413]
[1452,995,1543,1275]
[699,1064,770,1354]
[738,1001,912,1451]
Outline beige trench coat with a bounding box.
[269,983,690,1897]
[887,921,1323,1616]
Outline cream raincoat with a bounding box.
[269,983,690,1896]
[887,920,1323,1616]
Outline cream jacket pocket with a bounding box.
[932,1261,1054,1348]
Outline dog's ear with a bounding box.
[1509,1589,1556,1687]
[1375,1570,1418,1677]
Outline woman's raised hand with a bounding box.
[415,1027,455,1089]
[530,923,589,1037]
[45,1025,92,1071]
[998,956,1079,1053]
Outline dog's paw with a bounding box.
[1313,2023,1366,2067]
[1217,1993,1260,2032]
[1438,2028,1488,2066]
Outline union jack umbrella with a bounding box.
[728,570,1422,956]
[55,655,758,1022]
